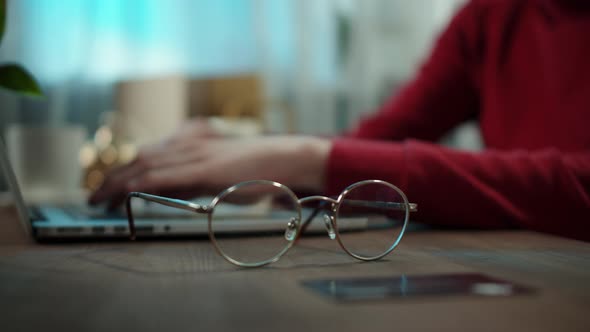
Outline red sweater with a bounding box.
[325,0,590,241]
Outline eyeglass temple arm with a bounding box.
[125,192,209,240]
[297,199,418,240]
[342,199,418,212]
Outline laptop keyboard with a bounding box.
[61,205,198,221]
[62,205,126,220]
[29,206,48,222]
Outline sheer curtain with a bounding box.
[0,0,464,135]
[1,0,261,131]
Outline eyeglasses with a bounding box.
[125,179,417,268]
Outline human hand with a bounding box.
[88,133,331,208]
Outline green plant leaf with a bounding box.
[0,64,43,97]
[0,0,5,45]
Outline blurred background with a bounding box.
[0,0,482,200]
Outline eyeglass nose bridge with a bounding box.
[298,195,338,206]
[297,196,339,240]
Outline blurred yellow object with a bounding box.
[81,113,138,191]
[78,143,97,169]
[189,74,296,133]
[94,126,113,150]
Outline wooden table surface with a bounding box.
[0,210,588,331]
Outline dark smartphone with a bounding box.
[302,273,533,302]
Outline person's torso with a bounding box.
[477,0,590,151]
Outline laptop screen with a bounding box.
[0,138,33,238]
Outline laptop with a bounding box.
[0,139,367,240]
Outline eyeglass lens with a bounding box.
[209,182,300,265]
[335,181,408,259]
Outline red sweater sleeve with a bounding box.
[349,1,481,141]
[326,139,590,241]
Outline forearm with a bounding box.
[325,138,590,241]
[280,136,332,193]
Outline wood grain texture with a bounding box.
[0,207,588,332]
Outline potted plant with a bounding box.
[0,0,42,97]
[0,0,44,244]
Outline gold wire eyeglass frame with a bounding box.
[125,179,418,268]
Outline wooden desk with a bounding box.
[0,215,588,331]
